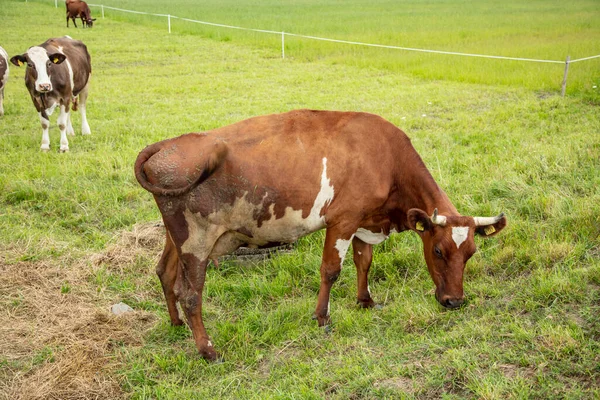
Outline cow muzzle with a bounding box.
[37,83,52,93]
[436,293,465,309]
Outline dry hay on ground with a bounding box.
[0,222,164,400]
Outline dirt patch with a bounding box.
[0,222,163,400]
[373,376,415,393]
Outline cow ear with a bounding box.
[49,53,67,65]
[10,55,26,67]
[407,208,433,234]
[475,214,507,237]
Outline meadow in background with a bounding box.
[0,0,599,398]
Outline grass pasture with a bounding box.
[0,1,599,399]
[31,0,600,96]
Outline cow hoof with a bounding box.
[312,313,331,327]
[357,298,377,309]
[200,347,220,362]
[59,147,70,153]
[170,319,184,327]
[41,148,50,153]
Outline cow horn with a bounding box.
[473,213,505,226]
[431,208,447,226]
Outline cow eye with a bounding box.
[434,246,443,259]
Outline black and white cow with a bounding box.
[11,36,91,152]
[0,46,9,117]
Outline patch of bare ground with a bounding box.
[0,222,165,400]
[373,376,415,394]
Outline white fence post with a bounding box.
[282,32,285,59]
[168,14,171,33]
[101,5,105,18]
[561,55,570,97]
[55,0,58,7]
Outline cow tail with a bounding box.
[134,139,228,197]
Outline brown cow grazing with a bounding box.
[0,46,9,116]
[11,36,92,152]
[66,0,95,28]
[135,109,507,360]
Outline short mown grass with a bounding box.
[0,1,599,399]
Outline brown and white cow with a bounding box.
[66,0,95,28]
[0,46,9,117]
[135,109,507,360]
[11,36,92,152]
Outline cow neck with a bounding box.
[392,154,459,219]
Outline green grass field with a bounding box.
[33,0,600,95]
[1,1,599,399]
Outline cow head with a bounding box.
[407,208,506,309]
[10,47,67,93]
[86,18,96,28]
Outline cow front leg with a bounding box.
[178,253,218,360]
[57,105,70,152]
[157,233,184,326]
[352,237,376,308]
[313,227,356,327]
[39,112,51,152]
[67,112,75,135]
[0,88,4,116]
[78,84,91,135]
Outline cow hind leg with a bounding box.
[165,220,227,360]
[78,83,91,135]
[352,237,376,308]
[177,253,218,360]
[313,225,357,327]
[157,233,184,326]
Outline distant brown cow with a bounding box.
[135,109,507,360]
[66,0,95,28]
[0,46,8,116]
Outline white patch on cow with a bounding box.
[327,301,330,316]
[39,112,50,150]
[27,47,52,92]
[181,157,335,259]
[355,227,388,245]
[368,285,371,295]
[45,102,58,116]
[334,237,353,268]
[64,58,74,90]
[0,46,8,86]
[358,251,362,255]
[207,340,213,347]
[452,226,469,249]
[308,158,334,222]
